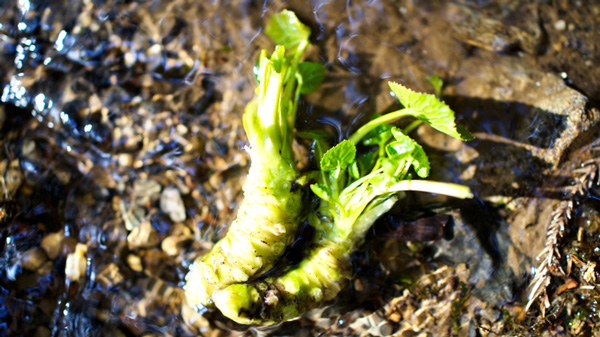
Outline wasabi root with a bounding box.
[185,11,325,308]
[211,82,474,325]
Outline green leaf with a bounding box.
[349,161,360,179]
[268,45,287,73]
[298,62,325,94]
[310,183,330,201]
[385,139,414,158]
[390,128,430,178]
[388,82,474,141]
[426,74,443,97]
[363,122,393,147]
[456,124,475,142]
[320,140,356,171]
[410,148,430,178]
[356,151,376,176]
[266,10,311,52]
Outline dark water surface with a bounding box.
[1,0,600,336]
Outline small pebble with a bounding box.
[378,322,394,336]
[97,263,124,288]
[554,19,566,31]
[147,43,162,57]
[88,94,102,113]
[160,186,187,223]
[127,221,158,249]
[118,153,133,167]
[41,230,64,259]
[21,247,48,271]
[65,244,88,283]
[176,124,188,135]
[124,52,136,67]
[127,254,143,272]
[161,235,187,256]
[181,302,210,330]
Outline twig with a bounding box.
[525,154,600,312]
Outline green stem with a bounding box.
[280,39,309,159]
[292,40,309,69]
[388,180,473,199]
[403,119,424,134]
[348,108,415,145]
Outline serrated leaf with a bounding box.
[298,62,325,94]
[266,10,311,52]
[321,140,356,171]
[390,128,430,178]
[388,81,474,141]
[456,124,475,142]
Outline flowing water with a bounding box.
[1,0,600,336]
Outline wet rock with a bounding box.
[446,2,543,54]
[505,197,558,277]
[417,125,465,152]
[40,230,64,260]
[161,235,190,257]
[0,159,23,196]
[119,198,143,231]
[160,186,186,223]
[96,263,124,289]
[449,54,599,197]
[127,254,143,273]
[133,179,162,207]
[65,243,88,283]
[536,2,600,103]
[20,247,48,271]
[127,221,158,250]
[181,302,210,331]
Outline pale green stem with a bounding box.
[403,119,424,134]
[348,108,415,145]
[388,180,473,199]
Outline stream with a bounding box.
[1,0,600,336]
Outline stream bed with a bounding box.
[1,0,600,336]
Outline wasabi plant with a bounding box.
[210,82,474,325]
[185,9,474,326]
[185,10,325,308]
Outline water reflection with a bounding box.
[1,75,29,107]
